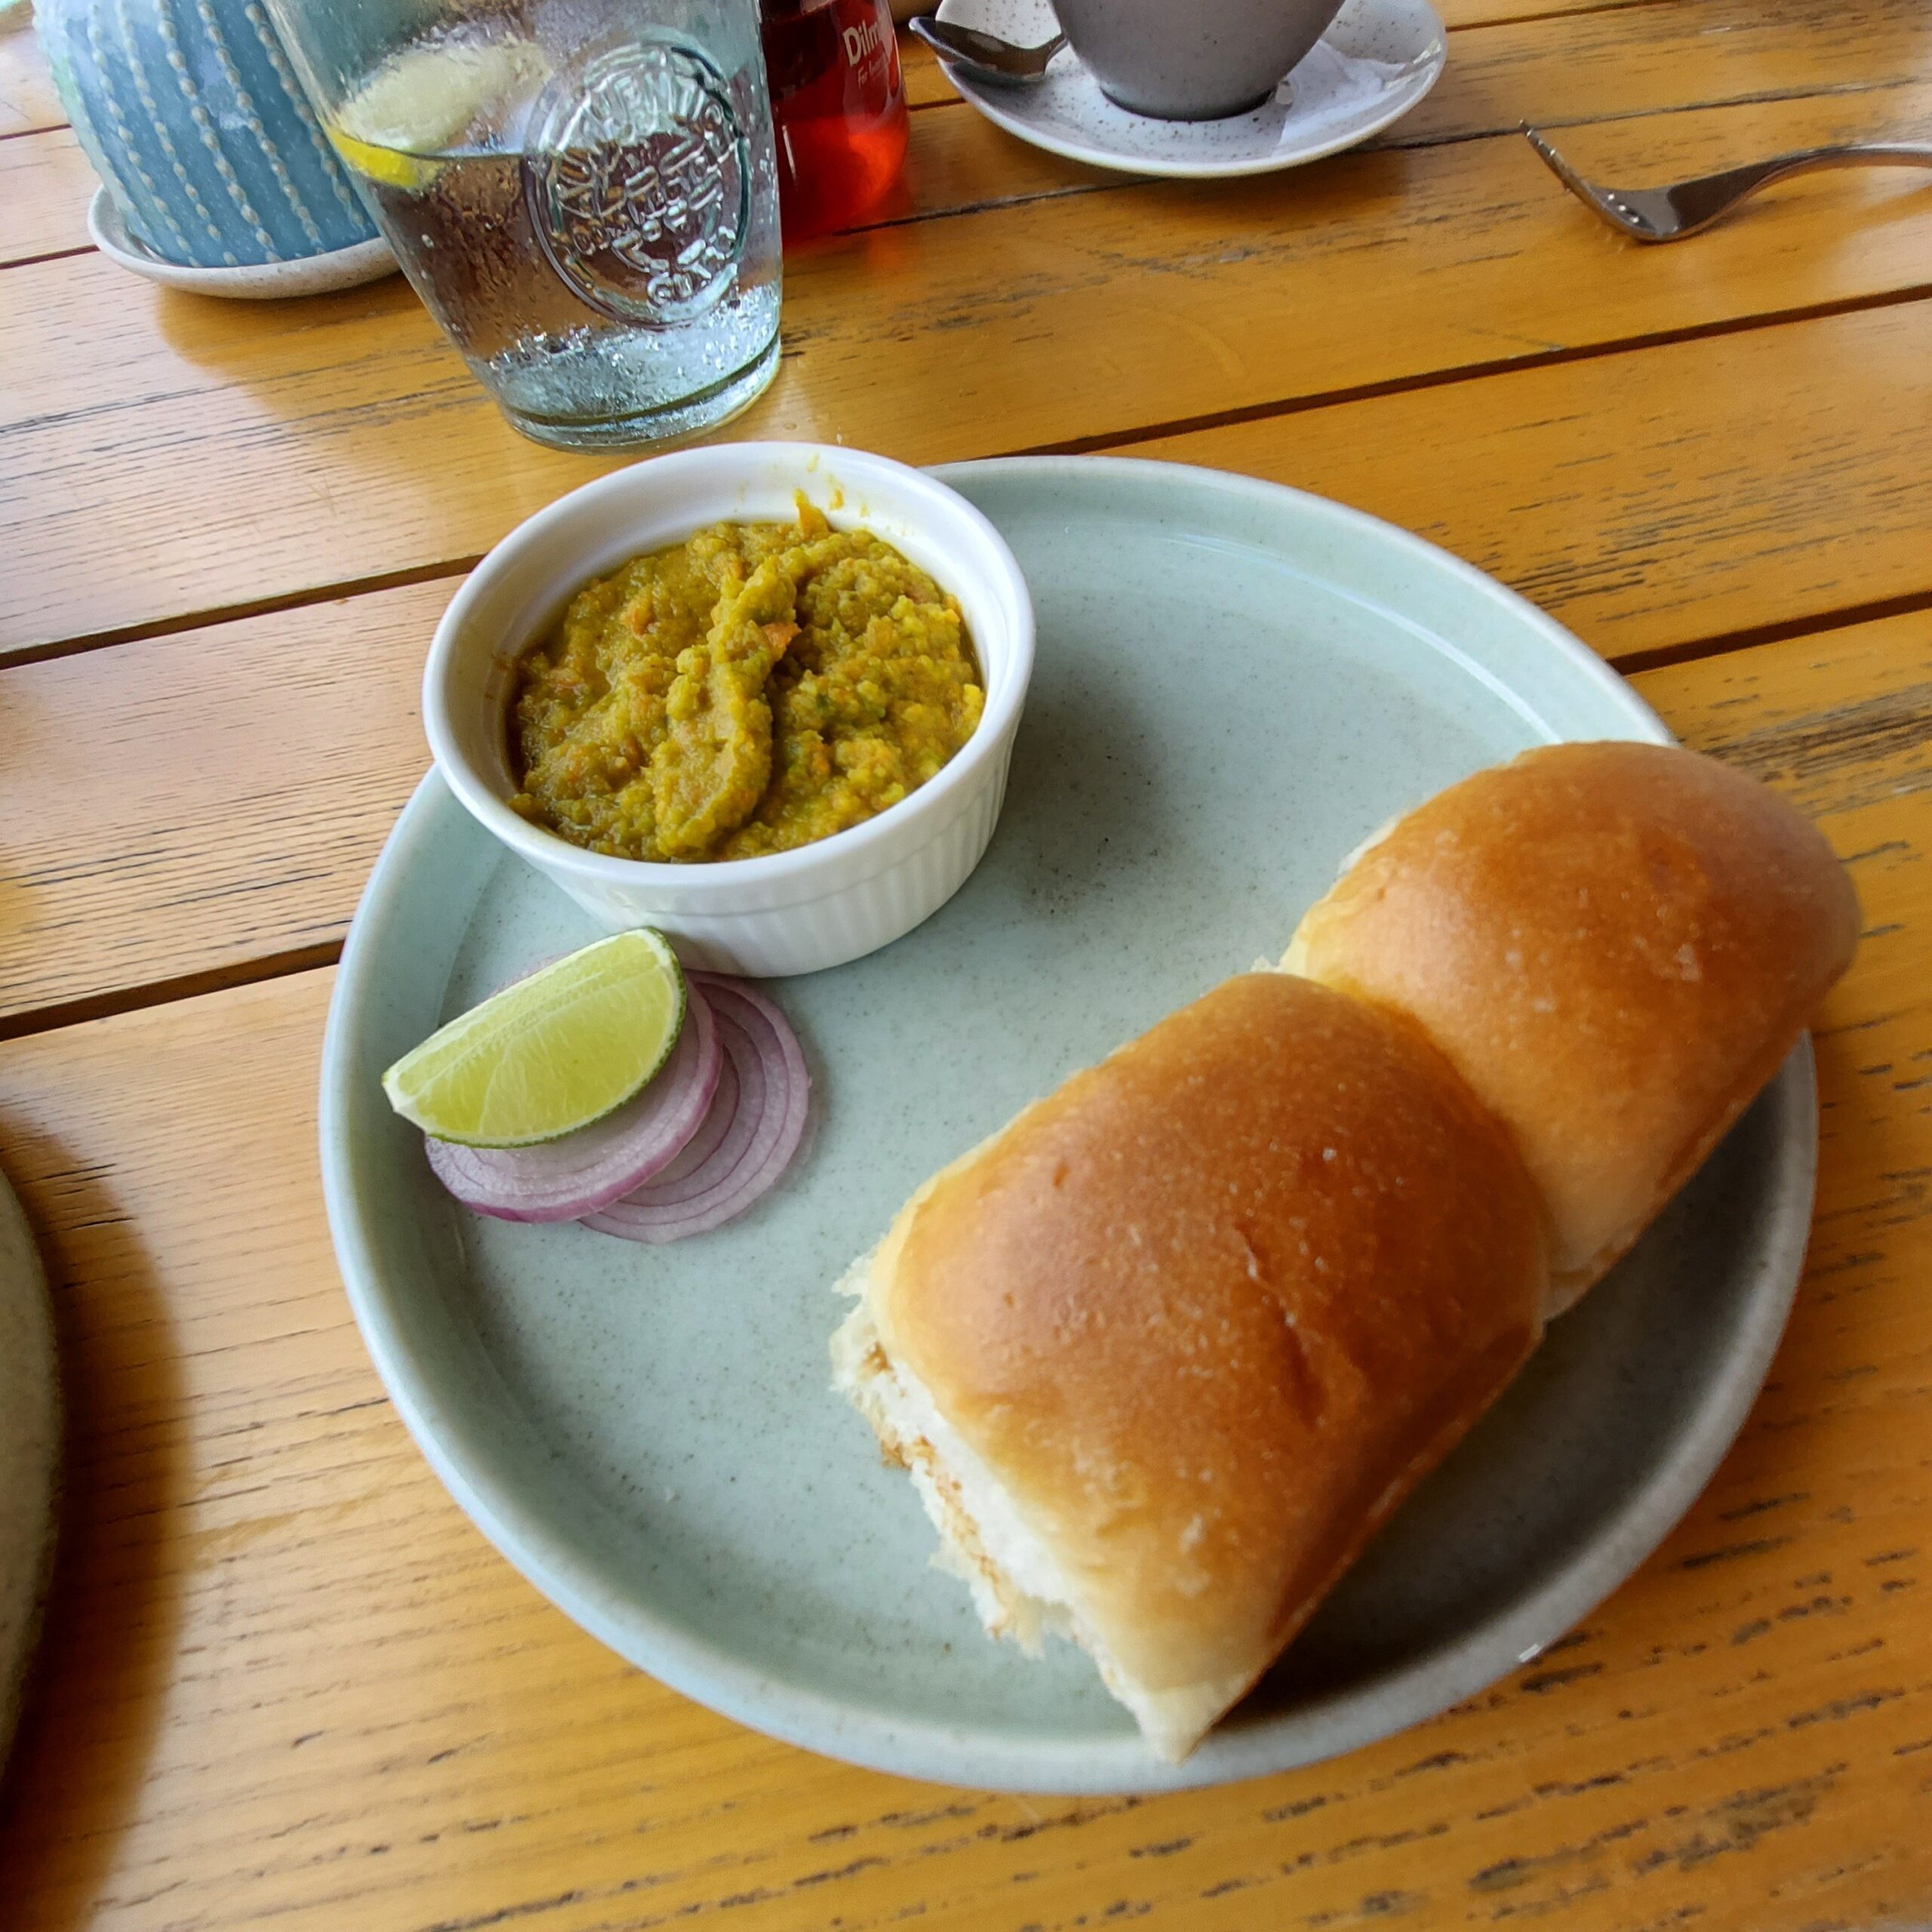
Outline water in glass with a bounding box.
[317,1,781,448]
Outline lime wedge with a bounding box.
[383,931,687,1148]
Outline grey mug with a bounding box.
[1052,0,1348,120]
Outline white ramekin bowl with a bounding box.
[423,444,1035,977]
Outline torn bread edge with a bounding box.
[831,1252,1251,1762]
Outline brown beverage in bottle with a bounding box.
[761,0,908,238]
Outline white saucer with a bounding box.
[88,188,398,300]
[932,0,1446,179]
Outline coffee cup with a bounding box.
[1051,0,1348,120]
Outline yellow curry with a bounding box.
[509,504,985,864]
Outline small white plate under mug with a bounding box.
[89,187,397,300]
[931,0,1445,179]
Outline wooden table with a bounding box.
[3,3,1930,1925]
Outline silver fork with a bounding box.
[1523,124,1932,242]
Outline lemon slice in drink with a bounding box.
[326,125,438,192]
[383,931,688,1148]
[329,36,551,191]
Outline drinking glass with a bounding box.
[266,0,783,449]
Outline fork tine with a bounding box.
[1521,123,1656,237]
[1521,125,1563,170]
[1521,125,1607,209]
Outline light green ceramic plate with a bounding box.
[320,459,1816,1793]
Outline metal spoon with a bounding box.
[909,14,1067,85]
[1524,124,1932,242]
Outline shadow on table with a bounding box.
[0,1142,186,1923]
[140,273,609,542]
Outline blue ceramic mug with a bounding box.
[38,0,380,267]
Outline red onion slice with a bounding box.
[426,984,721,1223]
[583,973,809,1243]
[632,1048,743,1205]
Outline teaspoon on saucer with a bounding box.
[909,14,1067,83]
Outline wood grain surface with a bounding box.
[0,127,91,267]
[1395,0,1932,147]
[0,21,59,140]
[897,0,1682,110]
[5,304,1931,1035]
[0,0,1731,146]
[20,0,1832,272]
[8,64,1932,653]
[895,0,1905,111]
[0,582,441,1031]
[1134,301,1932,662]
[7,1,1932,1925]
[0,622,1927,1932]
[706,0,1932,235]
[0,0,1740,159]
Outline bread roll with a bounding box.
[834,741,1856,1759]
[833,973,1548,1760]
[1283,742,1860,1310]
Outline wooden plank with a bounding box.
[0,0,1675,152]
[0,73,1112,278]
[2,0,1908,162]
[0,580,445,1028]
[897,0,1932,228]
[1396,0,1932,147]
[8,64,1932,658]
[0,0,1735,278]
[0,20,60,139]
[853,0,1932,235]
[5,0,1926,283]
[4,307,1928,1034]
[1435,0,1659,20]
[0,622,1927,1931]
[20,4,1903,285]
[0,41,1081,275]
[899,26,956,110]
[1128,301,1932,663]
[0,0,1669,162]
[898,0,1761,111]
[0,128,92,266]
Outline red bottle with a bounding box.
[761,0,909,239]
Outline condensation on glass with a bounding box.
[268,0,782,449]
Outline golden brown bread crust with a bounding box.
[1284,741,1860,1302]
[869,973,1548,1733]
